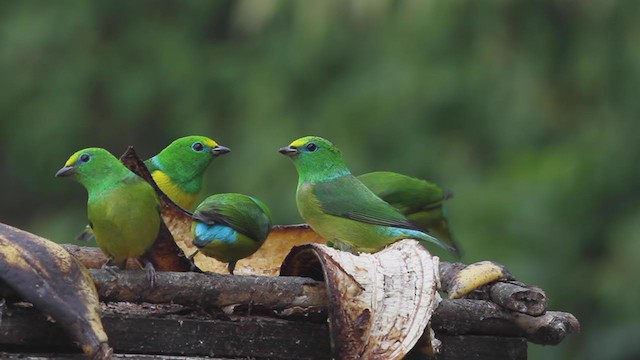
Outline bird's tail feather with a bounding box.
[412,230,457,254]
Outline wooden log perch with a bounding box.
[488,281,547,316]
[431,299,579,345]
[61,244,108,269]
[68,269,578,345]
[64,246,547,316]
[60,243,567,345]
[1,266,579,359]
[88,269,328,312]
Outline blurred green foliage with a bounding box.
[1,1,638,358]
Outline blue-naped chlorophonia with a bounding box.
[56,148,161,284]
[190,193,272,274]
[279,136,455,254]
[145,135,231,210]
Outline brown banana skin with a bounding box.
[0,222,112,359]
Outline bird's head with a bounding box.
[155,135,230,174]
[55,148,127,188]
[279,136,350,182]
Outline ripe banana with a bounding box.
[0,222,112,359]
[447,260,513,299]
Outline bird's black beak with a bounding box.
[211,145,231,156]
[279,146,299,156]
[55,166,76,177]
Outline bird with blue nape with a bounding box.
[56,147,161,285]
[189,193,273,274]
[279,135,456,255]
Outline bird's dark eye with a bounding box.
[192,142,204,152]
[306,143,318,152]
[79,154,91,163]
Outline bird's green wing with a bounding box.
[357,171,448,213]
[358,171,461,257]
[313,175,420,230]
[193,195,271,241]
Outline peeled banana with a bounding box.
[447,260,513,299]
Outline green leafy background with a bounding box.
[1,1,638,359]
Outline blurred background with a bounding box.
[1,1,639,358]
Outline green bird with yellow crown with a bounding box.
[279,136,455,254]
[145,135,231,210]
[56,148,161,284]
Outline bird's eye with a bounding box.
[192,142,204,152]
[79,154,91,163]
[306,143,318,152]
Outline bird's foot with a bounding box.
[102,258,127,278]
[142,261,157,288]
[101,261,122,279]
[227,261,237,275]
[186,250,200,272]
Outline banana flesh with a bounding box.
[448,260,512,299]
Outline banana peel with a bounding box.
[0,222,112,359]
[281,239,441,360]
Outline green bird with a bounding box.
[357,171,461,257]
[190,193,272,274]
[279,136,455,254]
[76,135,230,242]
[56,148,161,283]
[145,135,231,210]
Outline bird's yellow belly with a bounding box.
[89,190,160,263]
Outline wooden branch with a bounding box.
[63,247,548,318]
[63,270,576,345]
[431,299,579,345]
[1,269,578,358]
[62,244,108,269]
[489,281,547,316]
[88,269,328,312]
